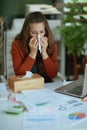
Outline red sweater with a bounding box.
[11,40,58,79]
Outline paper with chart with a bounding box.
[0,82,8,101]
[22,112,58,130]
[21,89,59,112]
[20,89,87,130]
[59,106,87,130]
[21,88,87,113]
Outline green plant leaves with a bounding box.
[60,0,87,57]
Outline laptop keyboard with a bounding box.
[67,85,83,95]
[55,78,84,96]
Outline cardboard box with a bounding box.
[8,74,44,93]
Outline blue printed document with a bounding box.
[20,88,87,113]
[21,89,62,112]
[22,112,59,130]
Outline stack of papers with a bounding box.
[15,88,87,130]
[0,82,8,101]
[17,88,86,113]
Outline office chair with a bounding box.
[72,53,86,80]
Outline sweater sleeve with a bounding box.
[43,44,58,79]
[11,40,35,75]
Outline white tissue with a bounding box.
[38,34,41,53]
[18,71,33,79]
[23,71,33,78]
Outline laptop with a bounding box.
[55,64,87,98]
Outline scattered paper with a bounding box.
[22,112,58,130]
[0,82,8,101]
[20,89,86,113]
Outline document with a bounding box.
[19,89,87,130]
[21,89,62,112]
[21,88,86,113]
[59,107,87,130]
[0,82,8,101]
[22,112,59,130]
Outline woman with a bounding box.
[11,11,58,83]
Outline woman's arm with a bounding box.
[43,44,58,79]
[11,40,35,75]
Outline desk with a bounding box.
[0,81,87,130]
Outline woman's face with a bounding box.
[29,22,45,37]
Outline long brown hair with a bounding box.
[15,11,56,74]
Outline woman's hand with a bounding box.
[40,36,49,59]
[28,37,38,59]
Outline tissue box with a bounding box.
[8,74,44,93]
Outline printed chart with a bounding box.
[69,112,86,120]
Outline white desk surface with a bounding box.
[0,81,87,130]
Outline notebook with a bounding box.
[55,64,87,98]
